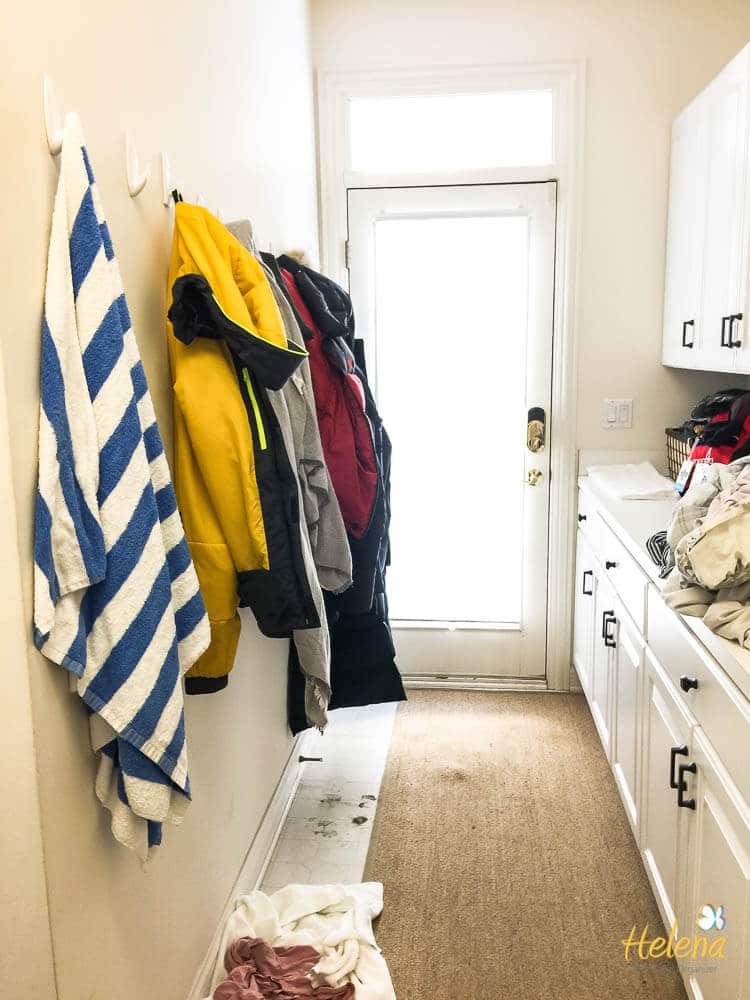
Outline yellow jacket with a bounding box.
[166,203,305,690]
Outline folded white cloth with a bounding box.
[205,882,395,1000]
[587,462,675,500]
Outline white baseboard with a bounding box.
[569,663,583,693]
[186,730,311,1000]
[402,674,548,692]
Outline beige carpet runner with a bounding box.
[364,690,687,1000]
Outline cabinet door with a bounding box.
[663,94,709,368]
[641,651,693,931]
[591,575,615,758]
[701,48,750,373]
[682,732,750,1000]
[573,530,597,698]
[612,605,642,836]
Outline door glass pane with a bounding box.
[374,214,529,623]
[349,91,554,174]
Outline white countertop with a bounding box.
[579,476,750,701]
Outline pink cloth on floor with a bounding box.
[213,937,355,1000]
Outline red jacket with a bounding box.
[281,270,377,539]
[690,410,750,464]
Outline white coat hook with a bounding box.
[125,132,150,197]
[43,74,64,156]
[160,153,172,207]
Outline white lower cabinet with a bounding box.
[641,650,693,931]
[574,484,750,998]
[611,606,642,834]
[573,531,596,699]
[682,732,750,1000]
[591,574,615,759]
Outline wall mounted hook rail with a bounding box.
[125,132,150,197]
[43,74,63,155]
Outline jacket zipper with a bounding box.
[242,368,267,450]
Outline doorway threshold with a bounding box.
[402,674,548,692]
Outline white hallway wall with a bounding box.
[311,0,750,451]
[0,3,318,999]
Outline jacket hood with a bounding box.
[169,273,306,390]
[168,205,307,389]
[278,255,355,346]
[260,252,315,342]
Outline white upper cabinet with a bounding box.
[663,45,750,374]
[662,94,708,366]
[702,50,750,370]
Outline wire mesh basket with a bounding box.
[665,426,694,480]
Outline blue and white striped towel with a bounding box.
[34,113,210,859]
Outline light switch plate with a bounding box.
[602,398,633,429]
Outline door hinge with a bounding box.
[344,239,351,270]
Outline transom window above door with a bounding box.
[348,90,555,174]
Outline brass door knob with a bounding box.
[526,468,543,486]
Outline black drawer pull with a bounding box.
[677,761,697,810]
[605,560,617,569]
[730,312,744,348]
[679,675,699,693]
[669,745,688,789]
[721,315,732,348]
[578,513,587,522]
[582,569,593,596]
[602,610,617,648]
[682,319,695,348]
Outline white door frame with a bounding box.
[316,60,587,691]
[347,181,556,683]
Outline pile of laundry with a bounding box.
[204,883,396,1000]
[660,455,750,648]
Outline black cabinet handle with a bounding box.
[578,513,587,522]
[679,675,699,693]
[602,610,617,647]
[677,761,697,810]
[582,569,593,596]
[682,319,695,348]
[669,745,689,789]
[605,560,617,569]
[730,312,743,348]
[721,315,731,347]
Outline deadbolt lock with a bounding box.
[527,406,546,453]
[526,468,543,486]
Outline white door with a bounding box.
[347,182,556,681]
